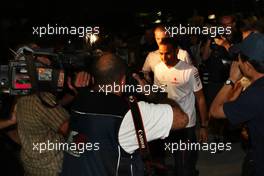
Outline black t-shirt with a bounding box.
[223,77,264,176]
[203,46,230,83]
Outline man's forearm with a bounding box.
[0,119,16,129]
[197,97,208,127]
[160,98,189,129]
[210,84,234,118]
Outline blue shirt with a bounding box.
[223,76,264,176]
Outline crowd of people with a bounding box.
[0,12,264,176]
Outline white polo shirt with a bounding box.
[142,49,192,72]
[153,60,202,128]
[118,101,173,154]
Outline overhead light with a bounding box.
[208,14,216,20]
[85,33,99,46]
[157,11,162,16]
[154,19,162,24]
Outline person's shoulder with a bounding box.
[17,94,37,102]
[137,101,171,110]
[177,60,194,69]
[178,48,188,54]
[147,50,159,56]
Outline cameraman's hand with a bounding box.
[67,72,91,95]
[74,71,90,87]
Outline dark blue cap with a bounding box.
[237,32,264,62]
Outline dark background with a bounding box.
[1,0,264,63]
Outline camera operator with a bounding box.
[15,50,70,175]
[199,15,243,144]
[60,52,189,176]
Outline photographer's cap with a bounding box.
[237,32,264,62]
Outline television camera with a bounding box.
[0,46,96,96]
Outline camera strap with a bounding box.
[128,95,153,176]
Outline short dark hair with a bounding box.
[250,60,264,73]
[160,37,179,49]
[240,54,264,73]
[239,18,257,32]
[92,53,127,85]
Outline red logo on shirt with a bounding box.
[171,77,179,84]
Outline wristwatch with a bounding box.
[225,79,234,88]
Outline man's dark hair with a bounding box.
[160,37,179,49]
[92,53,127,85]
[250,60,264,73]
[240,54,264,73]
[239,18,257,32]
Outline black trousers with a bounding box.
[168,126,198,176]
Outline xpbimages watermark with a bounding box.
[97,82,166,95]
[32,140,100,154]
[164,141,232,154]
[32,24,99,37]
[165,24,231,37]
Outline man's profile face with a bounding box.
[159,44,177,67]
[220,16,235,28]
[155,30,167,47]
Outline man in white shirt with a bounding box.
[154,37,208,176]
[142,25,192,83]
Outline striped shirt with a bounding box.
[16,92,69,176]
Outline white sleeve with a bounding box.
[184,51,192,65]
[189,66,203,92]
[142,53,151,72]
[178,49,192,65]
[118,101,173,154]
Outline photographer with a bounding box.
[210,32,264,176]
[199,36,231,144]
[60,52,189,176]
